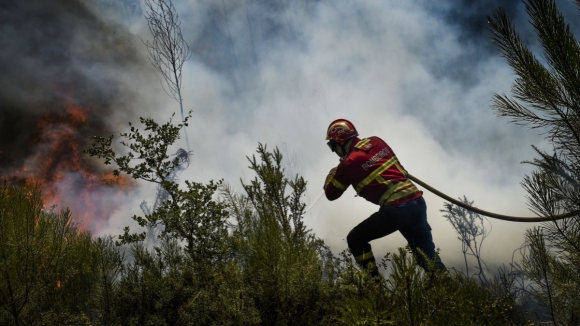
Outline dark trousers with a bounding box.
[347,196,446,272]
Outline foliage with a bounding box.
[114,238,191,326]
[91,236,125,326]
[334,249,529,326]
[489,0,580,323]
[86,113,229,266]
[441,196,491,284]
[0,183,96,326]
[223,144,336,325]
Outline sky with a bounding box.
[1,0,579,272]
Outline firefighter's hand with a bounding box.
[325,167,338,187]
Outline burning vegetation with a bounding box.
[1,98,133,230]
[0,0,147,231]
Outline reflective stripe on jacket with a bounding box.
[324,137,421,206]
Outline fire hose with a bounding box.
[408,173,578,222]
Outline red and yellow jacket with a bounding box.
[324,137,421,206]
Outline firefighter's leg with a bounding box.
[347,210,398,277]
[397,197,447,271]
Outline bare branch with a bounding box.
[143,0,192,151]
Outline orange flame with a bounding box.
[3,100,133,231]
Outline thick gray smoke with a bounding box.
[0,1,160,230]
[1,1,134,168]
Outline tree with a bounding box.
[141,0,193,239]
[222,144,334,325]
[0,183,94,326]
[334,248,526,325]
[92,236,125,326]
[114,237,189,326]
[86,114,228,266]
[442,196,491,284]
[143,0,192,151]
[489,0,580,323]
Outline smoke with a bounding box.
[1,1,128,165]
[0,0,160,228]
[2,0,579,269]
[165,0,578,268]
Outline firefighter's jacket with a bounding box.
[324,137,422,206]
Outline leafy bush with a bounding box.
[0,183,96,326]
[335,249,529,326]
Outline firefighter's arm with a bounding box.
[324,166,348,201]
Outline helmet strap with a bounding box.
[338,139,353,158]
[339,143,347,158]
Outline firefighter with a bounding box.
[324,119,446,277]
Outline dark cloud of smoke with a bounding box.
[0,0,147,174]
[431,0,521,48]
[424,0,580,83]
[0,0,159,230]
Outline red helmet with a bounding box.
[326,119,358,142]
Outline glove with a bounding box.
[325,167,338,187]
